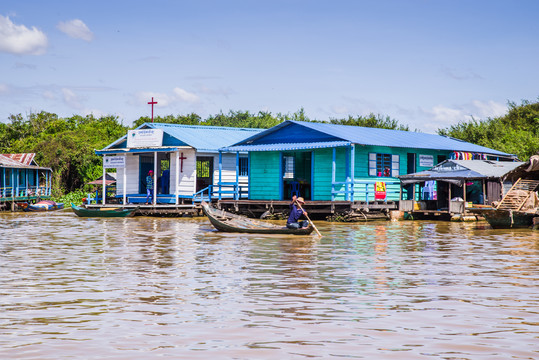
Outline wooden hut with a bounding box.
[0,153,53,211]
[95,123,262,206]
[218,120,515,216]
[398,159,523,217]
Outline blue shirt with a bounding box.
[287,203,304,224]
[146,175,154,190]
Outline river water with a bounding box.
[0,211,537,360]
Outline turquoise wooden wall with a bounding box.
[249,152,281,200]
[248,146,451,201]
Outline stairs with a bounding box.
[496,178,539,211]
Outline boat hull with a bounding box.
[20,200,64,212]
[202,201,314,235]
[71,203,137,218]
[475,208,537,229]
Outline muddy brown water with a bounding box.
[0,211,537,359]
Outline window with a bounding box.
[283,155,295,179]
[369,153,399,177]
[239,157,248,176]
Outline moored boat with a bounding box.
[201,201,314,235]
[471,207,537,229]
[71,203,138,218]
[19,200,64,212]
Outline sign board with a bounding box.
[419,154,434,168]
[127,129,164,148]
[375,181,386,200]
[103,156,126,168]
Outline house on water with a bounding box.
[95,123,263,207]
[0,153,53,211]
[218,120,515,217]
[398,159,523,219]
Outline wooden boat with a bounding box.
[201,201,314,235]
[71,203,138,218]
[471,207,537,229]
[19,200,64,212]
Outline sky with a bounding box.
[1,0,538,133]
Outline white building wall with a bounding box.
[112,150,248,198]
[211,153,249,198]
[172,149,196,196]
[115,154,139,195]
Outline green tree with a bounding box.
[438,100,539,161]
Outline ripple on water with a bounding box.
[0,213,537,359]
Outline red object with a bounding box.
[375,181,386,200]
[179,152,187,172]
[148,97,158,122]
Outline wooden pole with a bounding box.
[295,200,322,237]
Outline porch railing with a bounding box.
[332,179,402,202]
[0,185,51,199]
[193,182,248,203]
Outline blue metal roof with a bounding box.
[101,123,263,153]
[225,141,352,152]
[226,120,513,156]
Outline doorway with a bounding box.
[282,151,312,200]
[196,156,214,192]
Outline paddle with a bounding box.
[295,200,322,237]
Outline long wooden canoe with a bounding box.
[71,203,138,218]
[201,201,314,235]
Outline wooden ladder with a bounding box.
[496,178,539,210]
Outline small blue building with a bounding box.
[96,123,263,205]
[221,120,515,203]
[0,153,53,210]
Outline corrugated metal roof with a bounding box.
[0,154,29,167]
[224,141,351,152]
[2,153,36,166]
[230,120,513,156]
[147,123,263,152]
[0,154,51,170]
[400,160,524,183]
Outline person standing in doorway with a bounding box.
[145,170,154,204]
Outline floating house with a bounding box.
[95,123,263,206]
[0,153,53,210]
[218,120,515,216]
[398,159,523,217]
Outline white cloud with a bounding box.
[42,90,55,100]
[417,100,508,132]
[173,87,200,103]
[0,15,48,55]
[57,19,93,42]
[134,88,200,108]
[62,88,83,109]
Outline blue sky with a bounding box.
[1,0,538,133]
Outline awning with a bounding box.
[223,141,352,152]
[399,169,486,186]
[88,173,116,186]
[95,146,190,155]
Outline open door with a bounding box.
[282,151,312,200]
[139,155,154,193]
[196,156,214,192]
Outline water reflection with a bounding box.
[0,212,537,359]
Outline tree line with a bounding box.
[0,101,537,197]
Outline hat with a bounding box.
[297,197,305,204]
[149,170,154,174]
